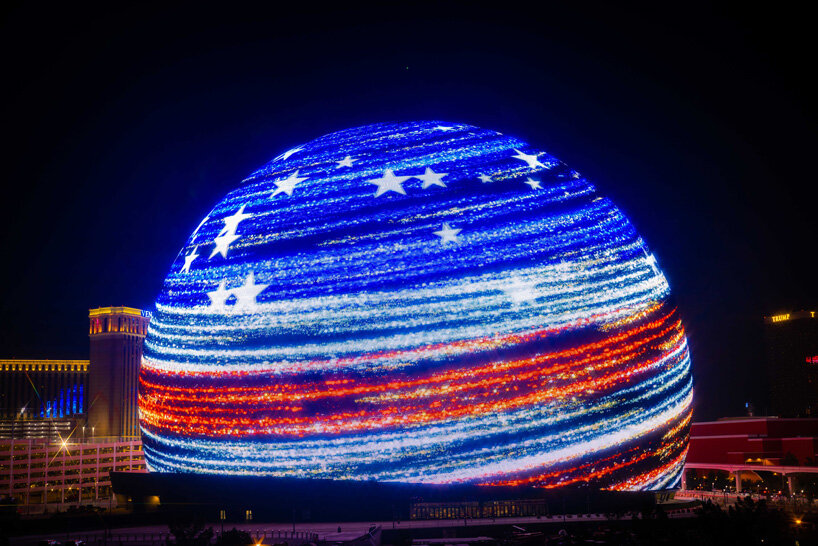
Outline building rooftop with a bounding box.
[0,359,88,372]
[89,306,147,318]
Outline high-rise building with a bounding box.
[87,307,150,439]
[0,359,88,420]
[1,307,150,512]
[764,310,818,417]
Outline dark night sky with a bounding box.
[0,3,815,421]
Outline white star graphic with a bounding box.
[180,246,199,273]
[232,272,269,310]
[434,125,456,131]
[210,232,240,259]
[512,149,547,169]
[276,146,303,161]
[336,156,357,168]
[500,277,540,305]
[433,223,461,244]
[478,174,493,183]
[219,205,252,235]
[207,280,233,310]
[644,251,661,276]
[271,170,308,197]
[524,177,542,190]
[552,261,573,275]
[416,167,448,189]
[209,206,252,259]
[368,169,411,197]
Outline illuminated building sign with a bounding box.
[807,356,818,365]
[139,121,692,491]
[766,311,817,324]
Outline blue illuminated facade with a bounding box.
[140,121,692,490]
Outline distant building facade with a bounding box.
[1,437,145,513]
[0,418,77,442]
[680,416,818,496]
[1,306,150,512]
[687,417,818,466]
[87,307,150,439]
[764,310,818,417]
[0,359,88,420]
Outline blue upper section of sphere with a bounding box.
[158,121,628,311]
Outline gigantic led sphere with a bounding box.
[140,121,692,490]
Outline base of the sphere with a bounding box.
[110,471,673,522]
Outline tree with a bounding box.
[216,528,252,546]
[693,497,792,545]
[780,452,799,467]
[167,517,214,546]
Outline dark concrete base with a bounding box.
[110,472,664,523]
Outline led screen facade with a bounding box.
[139,121,692,490]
